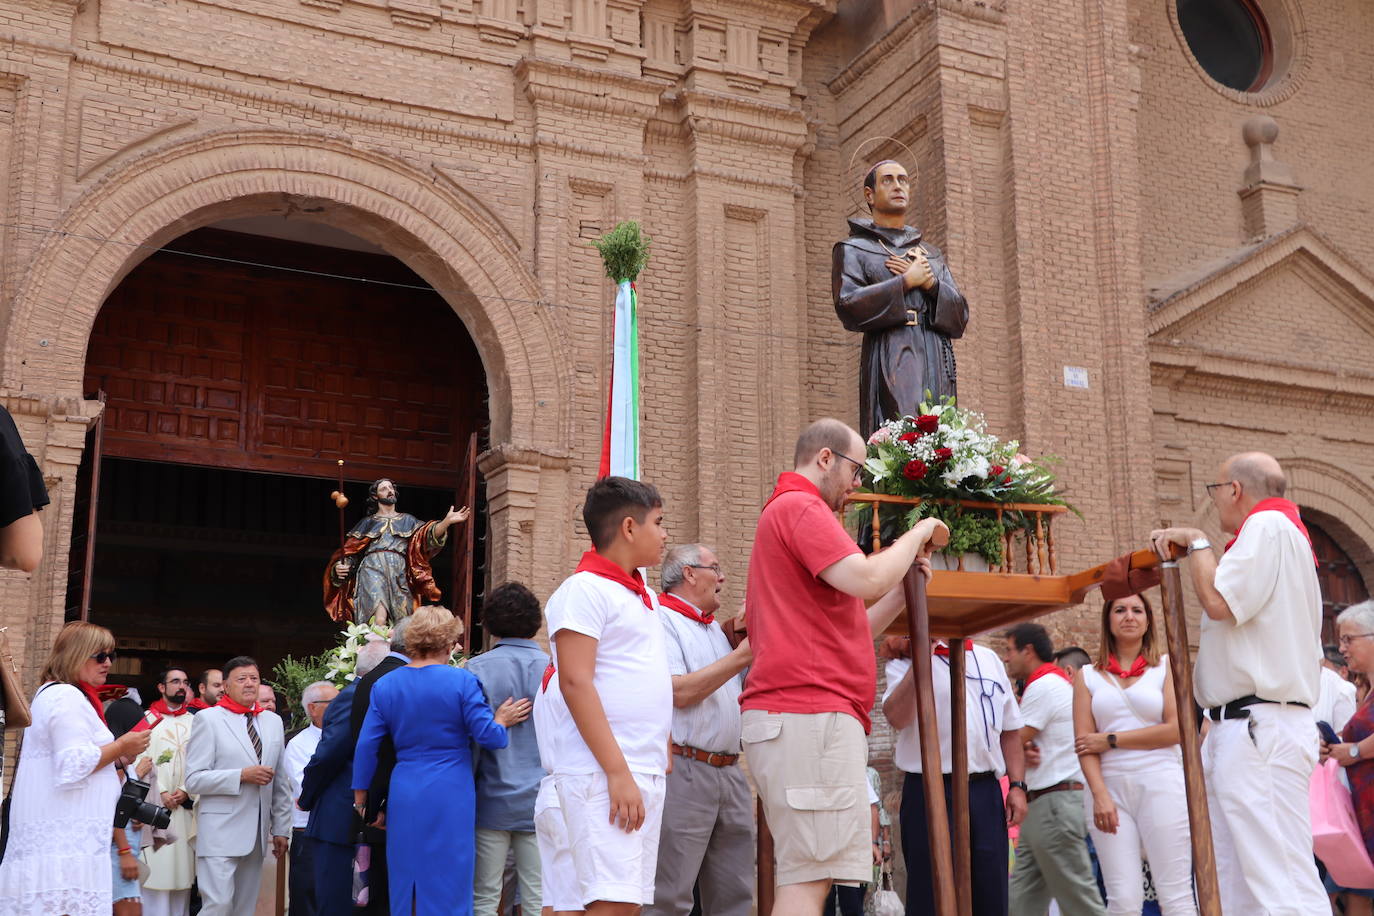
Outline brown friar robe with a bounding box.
[832,216,969,437]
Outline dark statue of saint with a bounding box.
[323,478,470,625]
[833,160,970,437]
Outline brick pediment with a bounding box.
[1148,226,1374,371]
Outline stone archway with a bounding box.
[0,129,576,671]
[4,127,570,452]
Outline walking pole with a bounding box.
[1157,547,1221,916]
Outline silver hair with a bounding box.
[1337,600,1374,636]
[389,617,411,655]
[355,637,390,678]
[300,680,335,714]
[661,544,707,591]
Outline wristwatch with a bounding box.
[1351,743,1362,760]
[1008,780,1028,794]
[1187,538,1211,555]
[1107,733,1118,749]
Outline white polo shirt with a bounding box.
[544,571,673,776]
[1018,673,1082,791]
[1195,510,1322,708]
[283,723,322,829]
[882,644,1022,776]
[658,598,742,755]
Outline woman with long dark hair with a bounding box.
[1072,593,1196,915]
[0,621,151,915]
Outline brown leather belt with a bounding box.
[671,742,739,768]
[1026,780,1084,803]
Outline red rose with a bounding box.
[915,415,940,434]
[903,460,929,480]
[934,448,953,463]
[990,465,1005,477]
[897,431,919,444]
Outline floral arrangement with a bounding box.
[858,396,1072,566]
[323,621,394,685]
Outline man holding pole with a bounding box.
[1151,451,1327,915]
[741,418,946,916]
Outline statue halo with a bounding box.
[848,136,919,216]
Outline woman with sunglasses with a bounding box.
[1072,592,1196,915]
[0,622,152,915]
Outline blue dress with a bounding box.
[353,664,508,915]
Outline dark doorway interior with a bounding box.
[68,225,490,700]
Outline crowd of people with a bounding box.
[0,415,1367,916]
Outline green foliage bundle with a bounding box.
[592,220,652,283]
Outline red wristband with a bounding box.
[117,847,132,855]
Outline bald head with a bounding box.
[1225,452,1287,500]
[794,418,860,468]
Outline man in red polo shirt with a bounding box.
[741,417,947,915]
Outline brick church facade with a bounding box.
[0,0,1370,757]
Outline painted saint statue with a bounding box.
[833,160,970,437]
[324,478,470,625]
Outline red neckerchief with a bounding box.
[1225,497,1317,566]
[575,550,653,611]
[763,471,821,510]
[1105,654,1147,679]
[541,550,656,693]
[77,681,108,723]
[216,695,263,717]
[660,592,714,626]
[149,698,190,717]
[187,697,212,711]
[933,639,973,658]
[1025,662,1072,687]
[97,684,128,702]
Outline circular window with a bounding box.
[1176,0,1273,93]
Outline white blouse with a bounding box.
[0,682,119,916]
[1082,656,1182,775]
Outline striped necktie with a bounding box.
[245,713,262,761]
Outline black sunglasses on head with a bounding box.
[90,651,117,664]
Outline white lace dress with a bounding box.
[0,682,118,915]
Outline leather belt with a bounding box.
[671,742,739,768]
[1205,694,1309,722]
[1026,780,1084,803]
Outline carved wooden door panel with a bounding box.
[1311,521,1370,646]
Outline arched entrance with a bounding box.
[69,223,489,682]
[3,130,576,683]
[1308,517,1371,646]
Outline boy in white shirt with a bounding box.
[538,476,673,915]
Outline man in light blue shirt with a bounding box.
[468,582,549,916]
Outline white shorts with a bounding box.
[534,776,581,912]
[554,770,666,906]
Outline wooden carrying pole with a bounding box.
[1158,555,1222,916]
[902,563,958,915]
[757,799,775,914]
[947,639,972,916]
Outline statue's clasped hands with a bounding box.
[886,251,935,292]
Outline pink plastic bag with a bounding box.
[1311,758,1374,889]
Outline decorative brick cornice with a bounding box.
[669,88,809,151]
[1150,343,1374,411]
[478,443,574,477]
[516,57,662,120]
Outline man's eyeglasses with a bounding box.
[90,652,118,664]
[1204,481,1236,498]
[1339,634,1374,647]
[686,564,722,576]
[833,450,866,482]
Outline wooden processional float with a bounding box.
[754,494,1221,916]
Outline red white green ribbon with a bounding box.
[598,279,640,480]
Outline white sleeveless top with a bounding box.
[1082,655,1182,775]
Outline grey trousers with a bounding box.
[197,836,266,916]
[643,755,755,916]
[1009,790,1107,916]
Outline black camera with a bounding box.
[113,777,172,830]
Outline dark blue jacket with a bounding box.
[299,680,358,846]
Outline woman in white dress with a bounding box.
[0,622,151,916]
[1072,592,1198,915]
